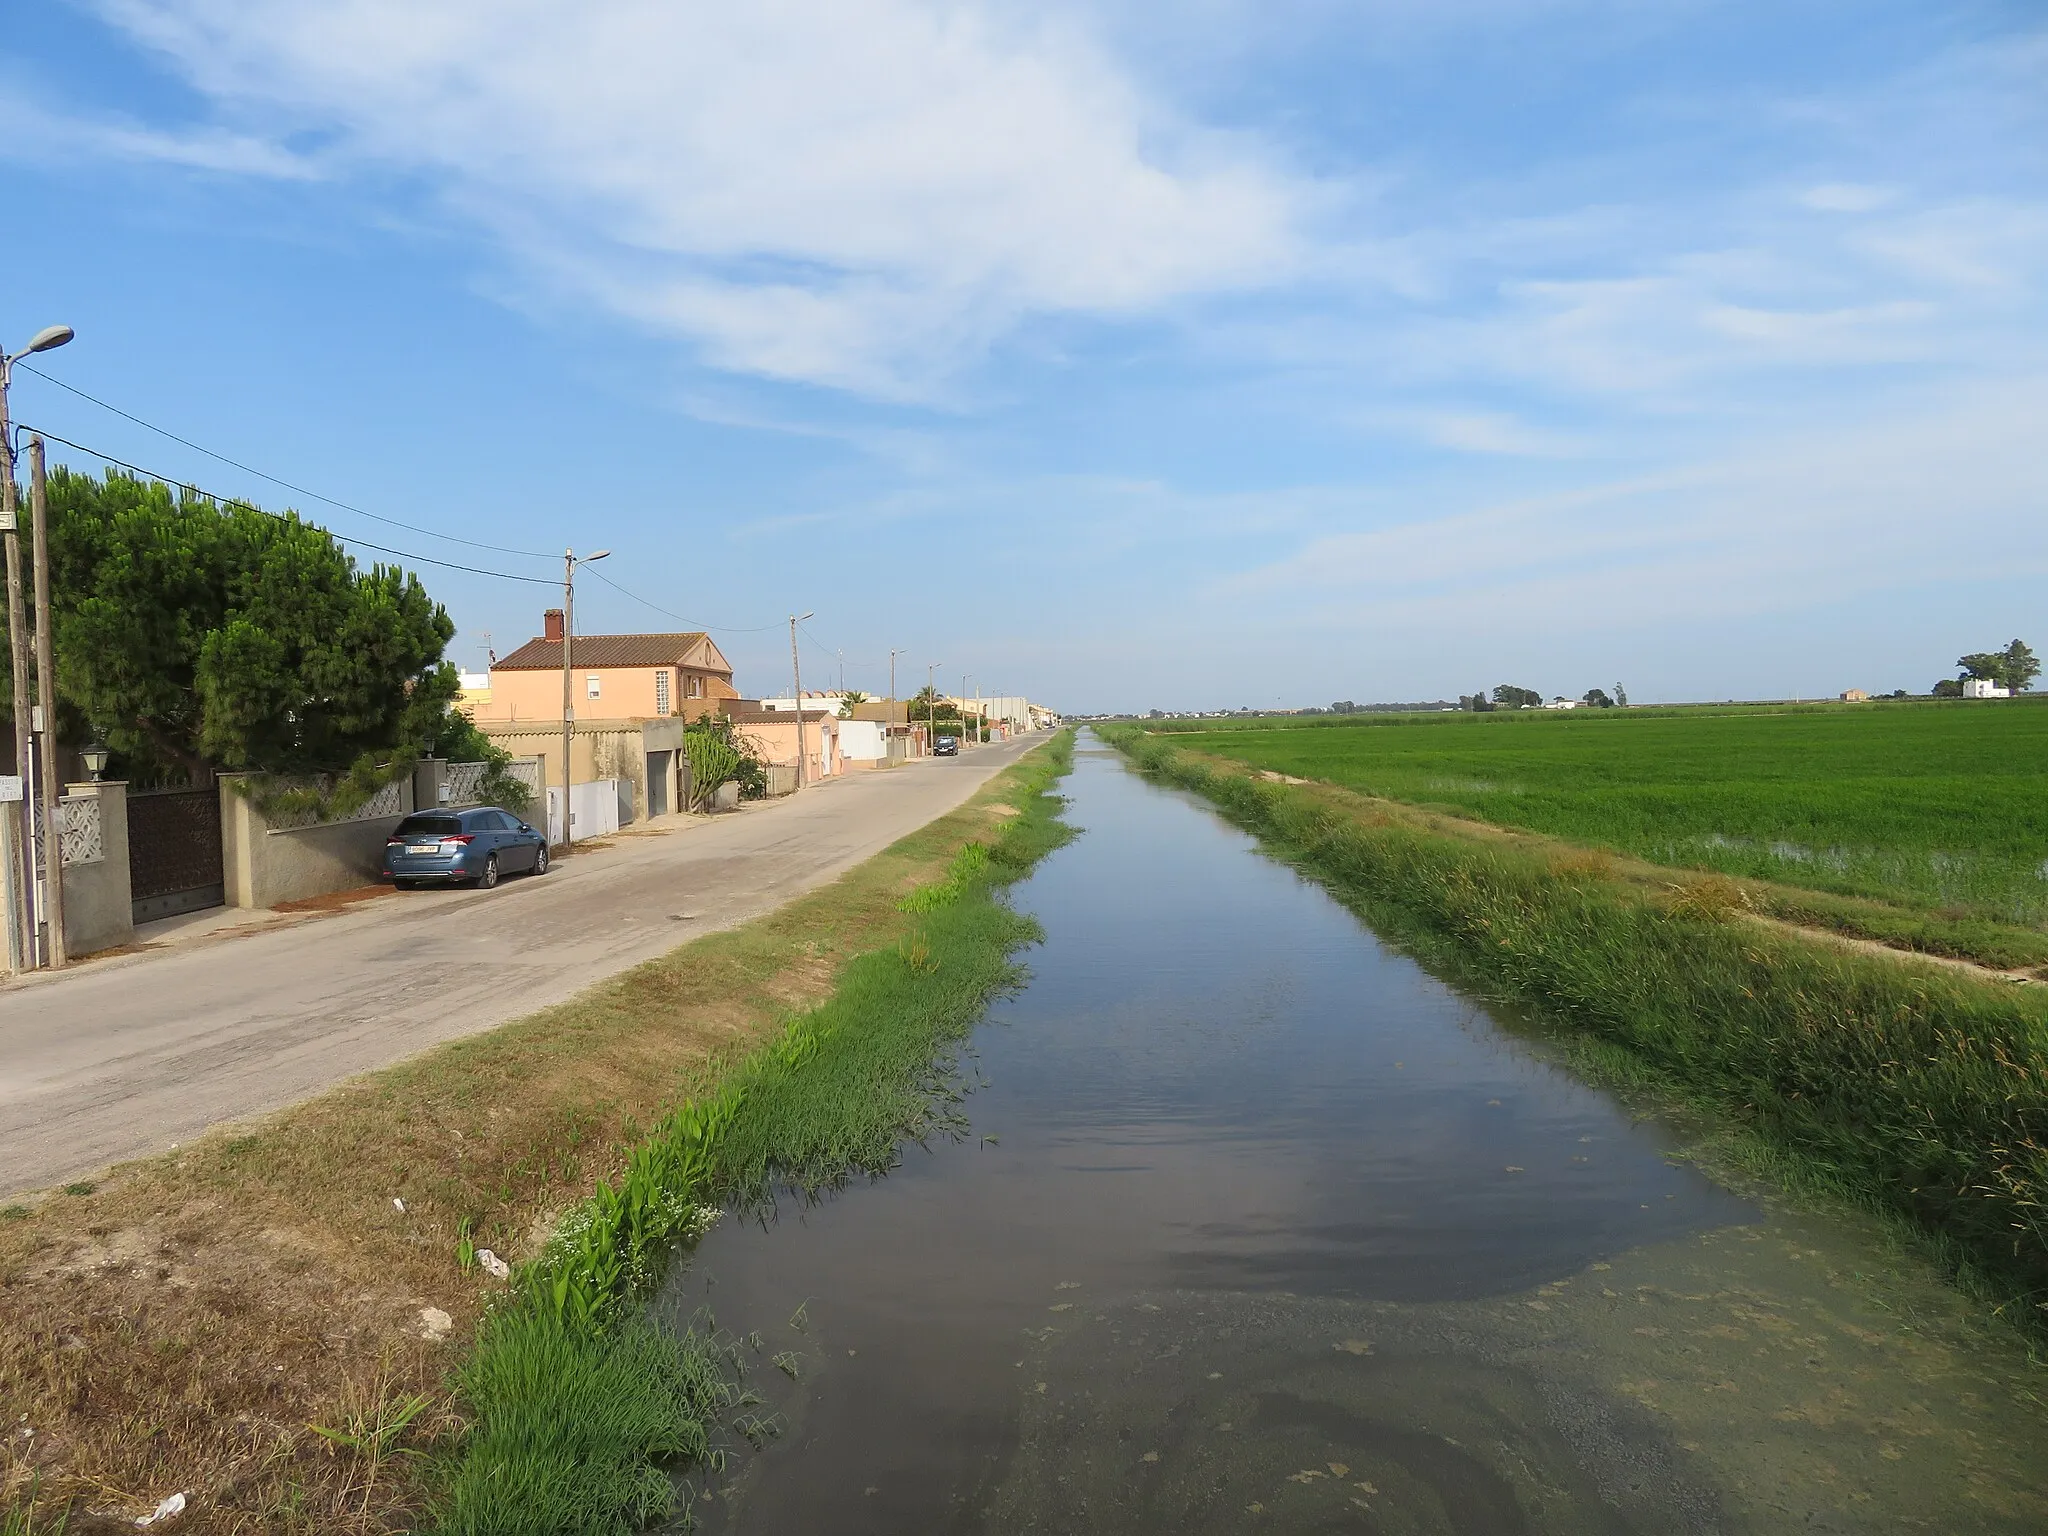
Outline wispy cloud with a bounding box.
[87,0,1312,397]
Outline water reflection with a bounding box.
[665,738,1763,1532]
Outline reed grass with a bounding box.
[430,734,1075,1533]
[1101,725,2048,1327]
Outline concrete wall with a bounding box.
[477,718,684,825]
[219,774,416,909]
[61,781,135,957]
[733,716,841,780]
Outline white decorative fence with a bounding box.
[264,775,410,831]
[58,795,104,867]
[443,760,490,807]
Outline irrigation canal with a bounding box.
[663,733,2048,1534]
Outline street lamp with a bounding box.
[0,323,75,971]
[560,548,610,850]
[82,743,110,781]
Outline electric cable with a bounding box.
[580,564,784,634]
[21,425,558,586]
[16,362,556,559]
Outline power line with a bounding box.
[22,425,558,586]
[580,563,784,634]
[16,361,555,560]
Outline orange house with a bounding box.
[465,610,738,724]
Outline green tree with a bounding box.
[1491,684,1542,709]
[836,690,869,719]
[1582,688,1615,708]
[1956,641,2037,692]
[1614,682,1628,708]
[1932,678,1964,698]
[27,467,459,783]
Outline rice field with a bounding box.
[1156,702,2048,924]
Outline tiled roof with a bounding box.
[494,633,715,670]
[727,710,832,724]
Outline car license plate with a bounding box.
[408,843,439,854]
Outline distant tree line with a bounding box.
[1460,683,1627,711]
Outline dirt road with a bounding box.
[0,738,1045,1196]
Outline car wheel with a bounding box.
[393,878,419,891]
[532,844,549,877]
[478,854,500,890]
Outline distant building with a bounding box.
[1543,696,1581,710]
[465,610,738,723]
[1963,678,2012,699]
[1840,688,1870,702]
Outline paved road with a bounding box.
[0,738,1046,1195]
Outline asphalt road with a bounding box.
[0,737,1046,1196]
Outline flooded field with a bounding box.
[661,736,2048,1534]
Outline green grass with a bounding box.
[1151,699,2048,926]
[431,733,1076,1534]
[1101,725,2048,1332]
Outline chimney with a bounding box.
[543,608,565,642]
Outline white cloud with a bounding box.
[0,93,313,179]
[89,0,1308,396]
[1223,374,2048,629]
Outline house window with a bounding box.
[686,673,705,698]
[656,670,671,715]
[586,674,601,700]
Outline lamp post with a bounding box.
[788,611,814,788]
[560,548,609,849]
[0,323,74,969]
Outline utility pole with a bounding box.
[1,369,33,967]
[927,661,940,749]
[789,612,814,788]
[0,324,71,969]
[889,648,904,726]
[561,550,574,849]
[559,547,610,848]
[838,648,844,694]
[28,438,62,967]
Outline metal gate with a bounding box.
[128,783,225,923]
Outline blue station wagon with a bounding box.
[383,807,549,889]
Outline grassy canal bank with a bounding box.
[1097,724,2048,1336]
[1152,700,2048,968]
[0,733,1073,1535]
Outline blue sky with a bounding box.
[2,1,2043,712]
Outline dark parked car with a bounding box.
[383,807,548,889]
[934,735,960,756]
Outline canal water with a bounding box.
[662,736,2048,1534]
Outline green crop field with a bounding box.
[1150,702,2048,925]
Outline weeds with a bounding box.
[309,1365,437,1516]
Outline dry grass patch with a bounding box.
[0,753,1047,1534]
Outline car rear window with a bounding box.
[394,814,461,838]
